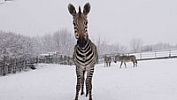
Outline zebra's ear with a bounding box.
[68,4,76,16]
[83,2,91,15]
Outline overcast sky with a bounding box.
[0,0,177,46]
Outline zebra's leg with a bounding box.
[124,62,127,68]
[134,62,136,67]
[75,75,80,100]
[136,62,138,67]
[86,67,94,100]
[120,61,123,68]
[134,61,137,67]
[132,62,135,67]
[136,60,138,67]
[81,70,86,95]
[75,67,82,100]
[133,60,137,67]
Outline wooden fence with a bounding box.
[0,56,37,76]
[0,54,74,76]
[129,49,177,61]
[37,54,73,65]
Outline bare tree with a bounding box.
[111,44,127,54]
[53,29,75,55]
[130,38,143,53]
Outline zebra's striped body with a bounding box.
[114,55,137,68]
[73,39,98,67]
[73,39,98,100]
[68,2,98,100]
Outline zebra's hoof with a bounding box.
[81,92,84,95]
[74,96,78,100]
[89,98,92,100]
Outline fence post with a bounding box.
[140,53,142,60]
[14,57,17,73]
[155,51,157,58]
[2,56,8,76]
[0,61,2,76]
[169,50,171,58]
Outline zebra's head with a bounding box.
[68,3,90,41]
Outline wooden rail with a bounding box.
[137,56,177,61]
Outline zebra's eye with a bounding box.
[84,27,87,31]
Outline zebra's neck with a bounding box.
[77,38,90,49]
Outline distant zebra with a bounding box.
[68,3,98,100]
[114,54,137,68]
[104,55,112,67]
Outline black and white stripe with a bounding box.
[73,39,98,100]
[74,39,97,66]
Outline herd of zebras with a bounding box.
[104,54,138,68]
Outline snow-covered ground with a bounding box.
[0,59,177,100]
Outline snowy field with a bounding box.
[0,59,177,100]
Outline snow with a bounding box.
[0,59,177,100]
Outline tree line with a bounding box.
[1,30,177,60]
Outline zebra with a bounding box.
[68,3,98,100]
[114,54,137,68]
[104,55,112,67]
